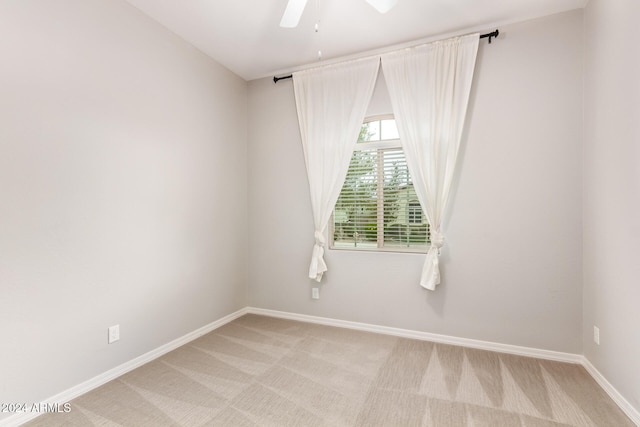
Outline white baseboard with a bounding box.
[0,307,249,427]
[581,358,640,426]
[246,307,584,364]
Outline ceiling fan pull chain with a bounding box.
[315,0,322,60]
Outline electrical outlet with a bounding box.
[311,287,320,299]
[593,326,600,345]
[108,325,120,344]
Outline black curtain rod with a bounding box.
[274,29,499,83]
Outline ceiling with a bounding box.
[123,0,587,81]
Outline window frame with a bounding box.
[330,115,429,254]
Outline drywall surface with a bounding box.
[583,0,640,413]
[248,10,583,353]
[0,0,247,416]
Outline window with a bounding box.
[408,202,422,224]
[331,117,430,252]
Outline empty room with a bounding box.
[1,0,638,426]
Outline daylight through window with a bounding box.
[331,117,430,252]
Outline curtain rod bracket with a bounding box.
[480,29,499,44]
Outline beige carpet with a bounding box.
[25,314,633,426]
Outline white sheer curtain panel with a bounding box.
[381,34,479,290]
[293,57,380,282]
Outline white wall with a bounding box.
[583,0,640,413]
[9,1,634,420]
[248,10,584,353]
[0,0,247,416]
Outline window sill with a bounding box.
[329,243,429,254]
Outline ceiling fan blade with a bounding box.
[365,0,398,14]
[280,0,308,28]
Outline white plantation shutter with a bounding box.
[333,149,379,248]
[382,148,421,248]
[332,119,429,251]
